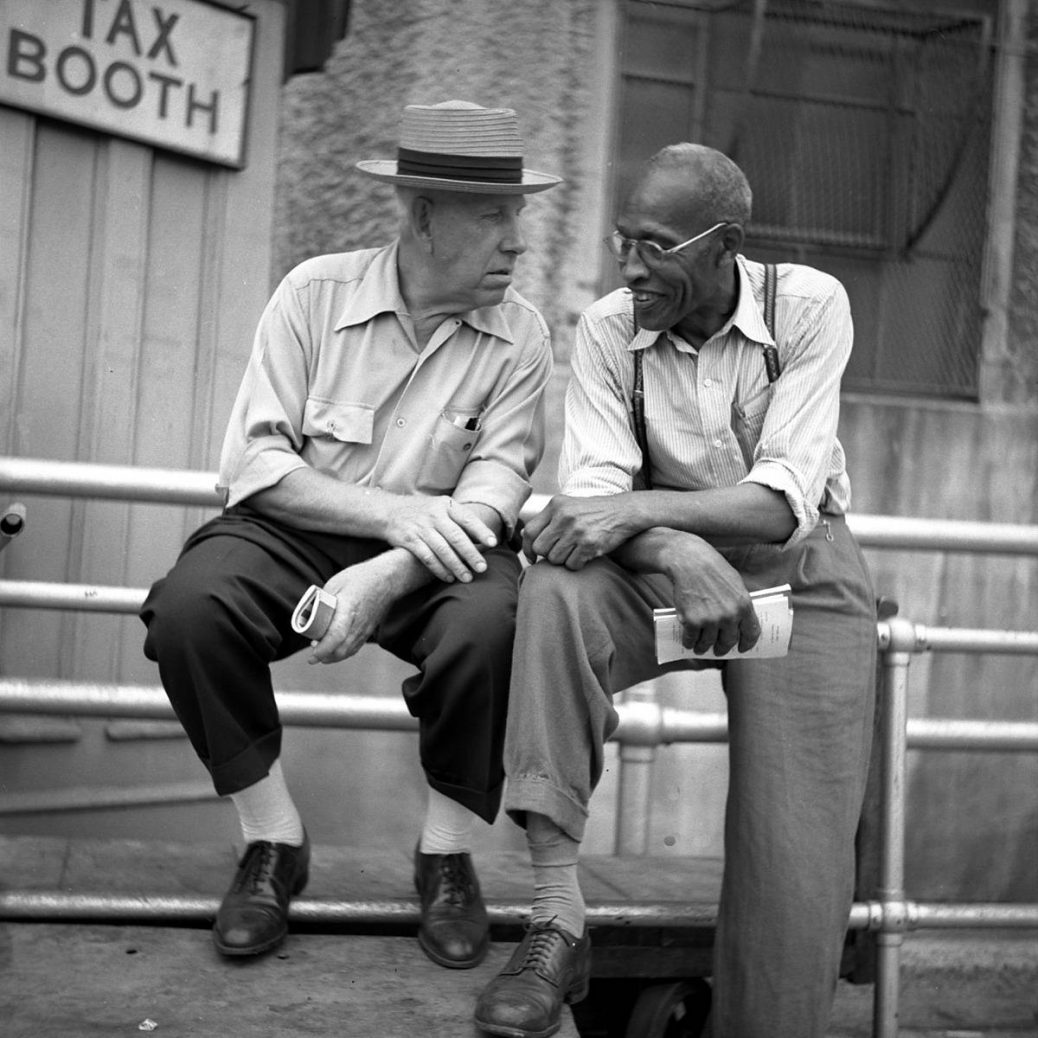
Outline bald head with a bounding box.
[631,143,752,229]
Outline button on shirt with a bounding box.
[218,243,553,534]
[560,256,852,546]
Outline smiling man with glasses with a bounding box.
[475,143,876,1038]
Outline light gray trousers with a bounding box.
[504,516,876,1038]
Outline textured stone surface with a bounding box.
[274,0,602,355]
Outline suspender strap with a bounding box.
[763,262,777,335]
[762,262,781,382]
[633,347,652,490]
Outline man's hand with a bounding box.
[664,535,761,657]
[523,494,638,569]
[384,496,498,582]
[307,559,397,664]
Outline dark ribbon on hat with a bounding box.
[397,147,523,183]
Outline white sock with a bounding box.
[528,812,586,937]
[419,786,476,855]
[228,759,304,846]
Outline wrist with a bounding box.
[658,530,711,582]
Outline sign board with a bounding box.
[1,0,255,168]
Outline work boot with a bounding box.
[213,832,310,956]
[414,845,489,968]
[474,921,591,1038]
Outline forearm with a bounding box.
[244,468,406,538]
[612,483,796,549]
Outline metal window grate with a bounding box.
[618,0,995,398]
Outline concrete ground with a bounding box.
[0,835,1034,1038]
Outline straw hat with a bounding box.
[356,100,561,194]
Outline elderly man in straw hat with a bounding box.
[140,100,560,969]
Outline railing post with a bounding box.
[614,683,661,856]
[873,618,917,1038]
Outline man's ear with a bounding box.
[410,195,435,251]
[718,222,745,262]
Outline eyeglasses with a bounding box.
[605,222,726,267]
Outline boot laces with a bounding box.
[519,926,566,971]
[438,854,473,906]
[238,842,279,896]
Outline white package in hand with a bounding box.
[291,584,337,640]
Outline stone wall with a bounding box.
[274,0,606,345]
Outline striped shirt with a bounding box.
[560,255,852,546]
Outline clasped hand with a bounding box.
[667,538,763,657]
[307,558,392,665]
[522,494,635,569]
[384,495,497,583]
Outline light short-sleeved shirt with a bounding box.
[219,243,553,534]
[560,255,852,546]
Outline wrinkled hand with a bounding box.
[669,542,761,657]
[523,494,635,569]
[384,495,497,582]
[307,560,395,665]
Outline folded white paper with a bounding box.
[654,584,793,664]
[291,584,337,640]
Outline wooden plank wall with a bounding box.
[840,398,1038,901]
[0,2,284,689]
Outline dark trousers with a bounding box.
[140,507,520,823]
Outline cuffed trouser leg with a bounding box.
[377,546,521,824]
[140,512,351,795]
[503,518,876,1037]
[710,518,876,1038]
[142,511,518,819]
[503,557,674,840]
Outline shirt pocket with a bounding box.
[730,385,770,470]
[302,398,374,444]
[419,407,484,494]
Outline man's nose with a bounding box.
[502,213,527,255]
[503,227,527,255]
[619,248,649,283]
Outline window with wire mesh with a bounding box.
[612,0,995,399]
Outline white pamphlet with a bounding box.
[653,584,793,664]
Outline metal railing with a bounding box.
[2,457,1037,1038]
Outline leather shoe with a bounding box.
[474,922,591,1038]
[213,832,310,956]
[413,845,489,968]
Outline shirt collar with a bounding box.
[727,255,774,346]
[334,240,515,343]
[625,256,774,352]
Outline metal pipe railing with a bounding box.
[2,889,1035,931]
[2,676,1036,753]
[4,455,1038,554]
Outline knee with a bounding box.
[141,571,226,662]
[518,558,605,618]
[451,579,517,658]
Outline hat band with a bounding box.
[396,147,523,184]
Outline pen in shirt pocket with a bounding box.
[445,408,483,431]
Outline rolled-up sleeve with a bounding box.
[740,279,852,546]
[452,321,554,534]
[217,278,313,507]
[559,311,640,497]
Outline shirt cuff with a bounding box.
[219,440,309,509]
[452,460,530,538]
[740,461,818,548]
